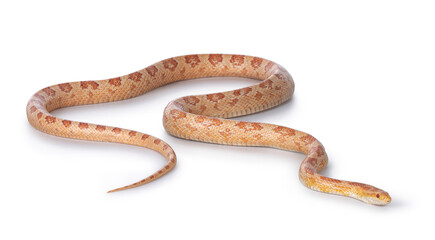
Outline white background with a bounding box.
[1,0,434,239]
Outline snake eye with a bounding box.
[376,194,380,198]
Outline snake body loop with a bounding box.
[26,54,391,205]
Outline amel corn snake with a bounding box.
[26,54,391,205]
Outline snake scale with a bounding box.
[26,54,391,205]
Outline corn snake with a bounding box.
[26,54,391,205]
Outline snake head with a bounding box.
[360,189,391,206]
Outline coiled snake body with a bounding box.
[26,54,391,205]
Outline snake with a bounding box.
[26,54,391,205]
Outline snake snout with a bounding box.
[367,191,391,206]
[380,192,392,204]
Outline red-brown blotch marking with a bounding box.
[208,54,223,67]
[80,81,99,90]
[170,109,187,120]
[195,116,223,128]
[30,106,37,113]
[185,55,201,68]
[234,87,252,96]
[45,116,56,124]
[265,61,275,73]
[206,93,225,102]
[141,134,150,141]
[62,120,72,127]
[58,83,73,93]
[42,87,56,97]
[154,139,161,145]
[146,66,158,77]
[183,96,200,105]
[128,72,143,82]
[37,112,43,119]
[163,58,178,71]
[229,55,245,66]
[273,126,295,137]
[251,57,263,69]
[259,79,273,89]
[235,122,263,132]
[78,122,88,129]
[96,125,106,132]
[108,77,122,87]
[128,131,137,137]
[112,128,122,134]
